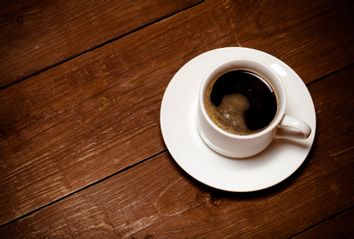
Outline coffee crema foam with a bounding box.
[204,70,277,135]
[205,93,254,135]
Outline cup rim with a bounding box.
[199,58,286,139]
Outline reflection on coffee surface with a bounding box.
[204,70,277,135]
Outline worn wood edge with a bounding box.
[290,206,354,238]
[0,150,166,227]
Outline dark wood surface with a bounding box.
[224,0,354,82]
[292,208,354,239]
[1,0,353,238]
[0,0,201,88]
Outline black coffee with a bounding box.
[204,70,277,135]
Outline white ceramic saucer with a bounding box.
[160,47,316,192]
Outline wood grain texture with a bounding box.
[0,0,201,88]
[292,208,354,239]
[0,1,236,225]
[1,64,353,238]
[224,0,354,83]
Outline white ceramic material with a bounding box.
[198,58,311,158]
[160,47,316,192]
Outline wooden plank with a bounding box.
[223,0,354,83]
[292,207,354,239]
[0,1,236,225]
[1,64,353,238]
[0,0,201,88]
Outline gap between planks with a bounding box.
[287,204,354,239]
[0,150,166,227]
[0,1,204,91]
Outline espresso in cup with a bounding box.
[204,70,277,135]
[198,57,311,158]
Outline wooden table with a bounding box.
[1,0,353,238]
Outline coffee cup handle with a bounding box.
[277,115,311,139]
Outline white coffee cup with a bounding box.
[197,58,311,158]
